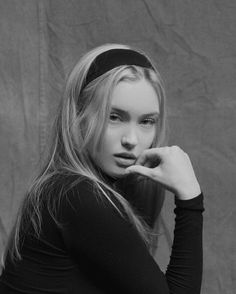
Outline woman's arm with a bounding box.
[114,175,165,228]
[58,175,203,294]
[125,145,204,293]
[166,194,204,294]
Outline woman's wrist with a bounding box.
[175,192,204,212]
[175,182,201,200]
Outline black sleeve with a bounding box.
[114,175,165,228]
[166,194,204,294]
[59,179,204,294]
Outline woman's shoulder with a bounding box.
[48,172,115,209]
[48,173,125,226]
[44,172,99,199]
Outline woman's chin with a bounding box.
[109,167,127,179]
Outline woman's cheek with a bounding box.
[141,129,156,149]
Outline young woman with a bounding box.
[0,44,204,293]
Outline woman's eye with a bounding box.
[141,118,156,126]
[109,113,122,122]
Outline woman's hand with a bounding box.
[125,146,201,200]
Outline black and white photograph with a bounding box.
[0,1,235,293]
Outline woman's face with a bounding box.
[91,78,160,178]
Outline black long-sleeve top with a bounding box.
[0,174,204,293]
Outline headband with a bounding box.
[83,48,154,90]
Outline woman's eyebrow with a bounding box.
[110,107,159,118]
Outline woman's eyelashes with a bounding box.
[141,118,156,127]
[109,113,122,122]
[109,112,157,127]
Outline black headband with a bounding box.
[83,48,154,90]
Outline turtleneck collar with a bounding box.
[95,165,125,187]
[92,163,135,189]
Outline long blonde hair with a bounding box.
[3,44,167,264]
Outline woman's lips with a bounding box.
[114,156,136,167]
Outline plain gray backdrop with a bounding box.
[0,1,235,293]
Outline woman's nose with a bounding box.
[121,127,138,149]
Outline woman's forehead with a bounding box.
[110,79,160,116]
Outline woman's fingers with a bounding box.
[134,147,166,166]
[126,146,201,200]
[126,147,169,179]
[126,165,159,179]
